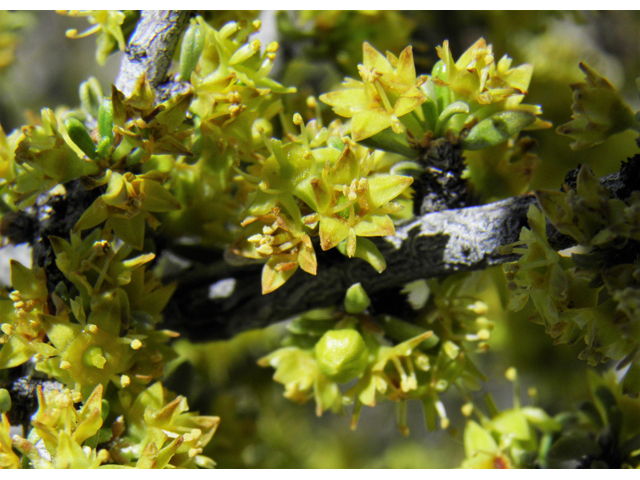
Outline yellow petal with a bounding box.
[352,214,395,237]
[319,216,350,251]
[351,109,393,142]
[363,42,394,76]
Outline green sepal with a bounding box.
[491,409,532,441]
[461,111,536,150]
[463,420,498,457]
[10,260,47,299]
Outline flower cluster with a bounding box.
[259,276,495,434]
[58,10,138,65]
[556,62,639,150]
[504,162,640,397]
[461,369,640,468]
[230,114,413,293]
[320,39,549,158]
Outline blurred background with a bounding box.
[1,10,639,468]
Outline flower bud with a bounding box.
[315,329,369,383]
[344,283,371,314]
[0,388,11,413]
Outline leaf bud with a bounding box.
[97,99,114,140]
[180,19,206,82]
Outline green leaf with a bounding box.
[461,111,536,150]
[337,237,386,273]
[435,100,470,134]
[180,19,206,82]
[74,198,110,233]
[109,214,146,250]
[547,432,601,463]
[622,360,640,398]
[140,179,181,212]
[359,129,420,158]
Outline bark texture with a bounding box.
[115,10,189,97]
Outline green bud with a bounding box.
[344,283,371,314]
[180,19,206,81]
[98,99,114,140]
[315,329,369,383]
[65,118,97,159]
[461,111,536,151]
[0,388,11,413]
[101,399,110,421]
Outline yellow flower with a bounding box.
[231,208,318,294]
[435,38,533,106]
[299,146,412,258]
[320,42,427,141]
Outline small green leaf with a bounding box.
[65,118,97,159]
[547,432,601,463]
[0,389,11,413]
[109,214,146,250]
[180,19,206,81]
[461,111,536,150]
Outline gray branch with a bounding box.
[166,167,633,340]
[115,10,189,97]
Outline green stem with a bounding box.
[379,315,440,350]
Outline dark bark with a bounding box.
[163,159,639,340]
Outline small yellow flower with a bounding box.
[320,42,427,141]
[435,38,533,106]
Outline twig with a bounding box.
[115,10,189,97]
[163,163,636,341]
